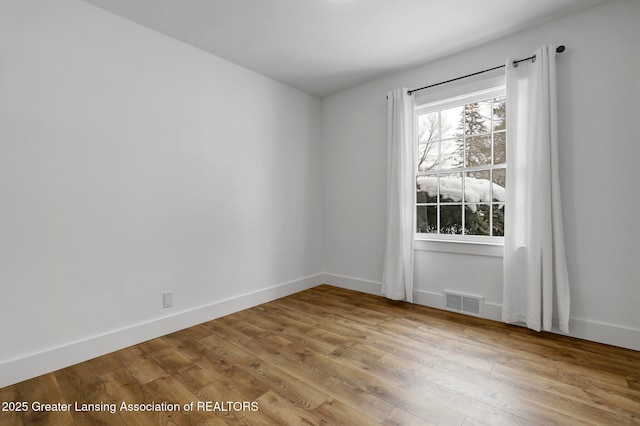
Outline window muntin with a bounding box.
[416,87,506,241]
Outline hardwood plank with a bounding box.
[219,345,331,411]
[628,375,640,392]
[204,320,394,421]
[383,407,438,426]
[197,380,278,425]
[124,356,168,386]
[172,365,218,392]
[256,390,324,425]
[198,330,331,411]
[162,325,218,361]
[15,375,75,426]
[99,369,163,425]
[490,363,639,424]
[312,397,384,426]
[434,357,600,425]
[0,383,25,426]
[149,345,193,374]
[137,337,171,355]
[54,362,126,425]
[141,375,210,425]
[85,350,125,377]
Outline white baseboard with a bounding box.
[567,317,640,351]
[321,273,382,296]
[324,275,640,352]
[0,274,323,389]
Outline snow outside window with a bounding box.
[415,87,505,243]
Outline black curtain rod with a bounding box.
[407,45,566,96]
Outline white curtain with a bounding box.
[502,45,570,333]
[382,88,415,302]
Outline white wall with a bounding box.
[323,0,640,350]
[0,0,324,387]
[1,0,638,390]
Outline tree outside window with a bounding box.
[416,88,506,239]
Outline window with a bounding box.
[415,87,505,242]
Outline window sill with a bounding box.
[414,237,503,257]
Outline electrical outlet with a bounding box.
[163,292,173,309]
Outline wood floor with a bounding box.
[1,285,639,425]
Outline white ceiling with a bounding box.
[82,0,610,97]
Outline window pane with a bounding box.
[493,96,506,131]
[414,88,506,239]
[465,204,490,236]
[440,139,463,170]
[493,131,506,165]
[493,203,505,236]
[418,142,438,171]
[439,173,463,203]
[465,135,491,167]
[464,170,491,203]
[418,112,439,143]
[416,176,438,203]
[440,205,462,234]
[492,168,506,202]
[417,205,437,233]
[441,106,463,139]
[465,100,491,135]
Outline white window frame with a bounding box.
[414,84,506,246]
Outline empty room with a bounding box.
[1,0,638,424]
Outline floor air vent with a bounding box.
[444,291,483,316]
